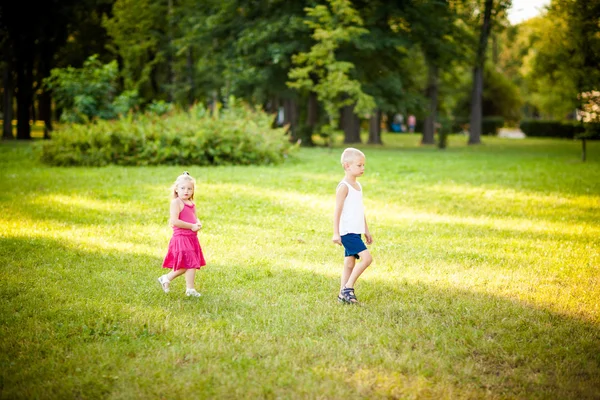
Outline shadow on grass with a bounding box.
[1,236,599,399]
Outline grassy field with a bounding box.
[1,134,599,399]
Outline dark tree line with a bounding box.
[1,0,522,146]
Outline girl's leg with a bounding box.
[345,250,372,289]
[184,268,197,289]
[166,268,187,282]
[341,256,356,291]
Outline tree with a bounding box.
[345,0,420,145]
[288,0,375,144]
[522,0,600,120]
[0,0,113,140]
[468,0,511,144]
[103,0,172,104]
[1,30,14,140]
[406,0,474,145]
[44,55,137,123]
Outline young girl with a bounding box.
[158,171,206,297]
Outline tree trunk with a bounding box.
[167,0,175,103]
[38,45,53,138]
[468,0,494,145]
[2,60,14,140]
[15,41,34,140]
[422,62,438,145]
[283,98,298,135]
[469,66,483,144]
[342,104,361,144]
[296,92,317,146]
[368,109,383,144]
[269,96,280,128]
[39,90,53,139]
[187,47,195,107]
[306,91,318,128]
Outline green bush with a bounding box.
[41,102,295,166]
[448,116,503,135]
[519,120,585,139]
[450,117,469,134]
[44,55,138,123]
[482,116,504,135]
[578,123,600,140]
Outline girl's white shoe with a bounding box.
[185,288,201,297]
[157,275,170,293]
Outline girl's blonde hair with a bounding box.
[171,171,196,200]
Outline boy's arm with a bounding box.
[364,216,373,244]
[332,184,348,246]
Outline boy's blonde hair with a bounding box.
[340,147,365,165]
[171,171,196,200]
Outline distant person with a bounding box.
[392,113,404,133]
[408,114,416,133]
[158,171,206,297]
[332,148,373,304]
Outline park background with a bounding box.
[1,0,599,399]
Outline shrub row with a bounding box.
[41,102,294,166]
[519,120,600,139]
[450,116,504,135]
[519,120,583,139]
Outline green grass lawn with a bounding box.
[1,134,599,399]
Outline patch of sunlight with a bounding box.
[343,367,447,399]
[1,216,164,257]
[32,194,134,213]
[205,182,333,212]
[367,201,599,237]
[261,190,331,210]
[428,183,600,207]
[369,264,600,324]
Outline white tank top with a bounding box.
[338,180,365,235]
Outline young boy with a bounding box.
[332,148,373,304]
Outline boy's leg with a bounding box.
[344,249,372,289]
[184,268,197,289]
[341,256,356,291]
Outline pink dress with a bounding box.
[162,202,206,270]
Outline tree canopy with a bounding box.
[1,0,598,144]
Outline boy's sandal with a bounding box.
[338,293,348,303]
[342,287,358,304]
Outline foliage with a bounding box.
[103,0,170,102]
[515,0,600,119]
[481,116,504,135]
[482,66,522,123]
[44,55,138,123]
[519,119,585,139]
[40,101,294,166]
[288,0,375,136]
[453,63,521,122]
[145,100,174,116]
[2,137,600,398]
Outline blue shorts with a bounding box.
[341,233,367,259]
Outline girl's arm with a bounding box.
[332,184,348,245]
[169,199,200,230]
[195,207,202,231]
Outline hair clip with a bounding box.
[183,171,189,175]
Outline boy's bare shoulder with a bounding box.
[336,182,349,194]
